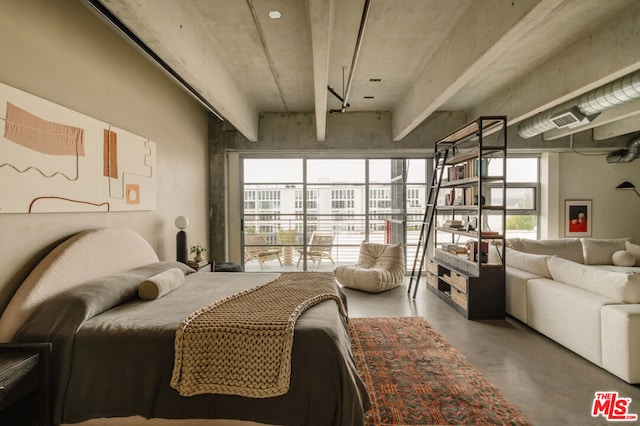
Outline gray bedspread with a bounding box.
[14,262,370,425]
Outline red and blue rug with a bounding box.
[349,316,532,425]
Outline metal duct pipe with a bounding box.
[341,0,371,113]
[606,136,640,163]
[579,70,640,114]
[518,69,640,138]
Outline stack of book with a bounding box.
[187,260,209,269]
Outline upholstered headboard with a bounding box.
[0,227,159,342]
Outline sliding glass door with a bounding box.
[241,157,429,272]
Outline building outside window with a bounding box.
[241,156,539,272]
[488,156,539,239]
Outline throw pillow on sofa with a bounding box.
[505,247,551,278]
[581,238,630,265]
[612,250,637,267]
[626,241,640,267]
[519,238,584,264]
[547,255,640,303]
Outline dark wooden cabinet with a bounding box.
[0,343,51,426]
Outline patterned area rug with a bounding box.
[349,317,532,426]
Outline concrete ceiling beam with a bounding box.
[390,0,562,141]
[101,0,260,141]
[474,1,640,129]
[307,0,333,142]
[594,113,640,141]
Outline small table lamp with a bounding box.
[175,216,189,263]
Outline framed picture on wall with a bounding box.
[565,199,592,237]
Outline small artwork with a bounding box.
[565,199,592,237]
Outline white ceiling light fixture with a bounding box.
[268,10,282,19]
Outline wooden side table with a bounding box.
[0,343,51,426]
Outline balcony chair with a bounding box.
[334,242,405,293]
[244,234,283,269]
[297,232,335,268]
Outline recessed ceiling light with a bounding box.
[268,10,282,19]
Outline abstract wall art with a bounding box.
[0,82,156,213]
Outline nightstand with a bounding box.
[0,343,51,426]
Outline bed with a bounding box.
[0,227,370,425]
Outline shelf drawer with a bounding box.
[450,271,468,293]
[427,272,438,288]
[426,260,438,275]
[451,286,468,310]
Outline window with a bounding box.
[240,155,539,272]
[369,188,391,210]
[241,157,428,271]
[331,189,355,211]
[407,188,420,208]
[258,190,280,210]
[487,156,539,239]
[244,190,256,210]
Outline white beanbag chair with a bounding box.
[334,242,404,293]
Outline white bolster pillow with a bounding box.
[138,268,185,300]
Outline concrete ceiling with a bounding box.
[94,0,640,143]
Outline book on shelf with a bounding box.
[445,158,488,183]
[463,186,478,205]
[446,164,467,181]
[480,231,499,237]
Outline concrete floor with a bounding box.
[342,279,640,426]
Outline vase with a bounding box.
[195,253,204,262]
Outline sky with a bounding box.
[244,158,537,184]
[243,158,428,184]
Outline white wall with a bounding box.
[553,151,640,241]
[0,0,209,312]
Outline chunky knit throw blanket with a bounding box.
[170,272,347,398]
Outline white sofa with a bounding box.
[490,237,640,383]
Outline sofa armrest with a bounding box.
[505,266,540,323]
[601,304,640,383]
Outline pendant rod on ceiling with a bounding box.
[341,0,371,113]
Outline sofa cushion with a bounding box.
[547,256,640,303]
[526,278,619,366]
[487,243,503,264]
[581,238,630,265]
[612,250,637,267]
[505,247,551,278]
[505,238,523,251]
[626,241,640,267]
[519,238,584,264]
[587,264,640,274]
